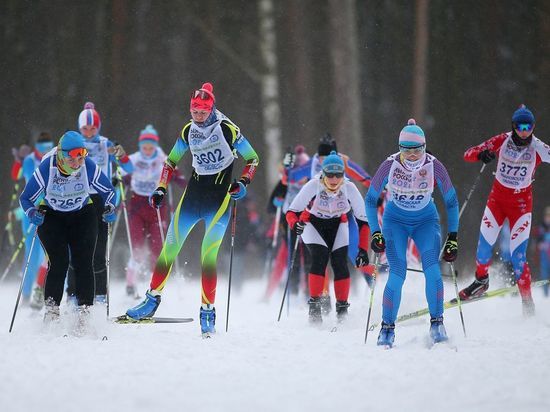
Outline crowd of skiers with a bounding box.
[3,84,550,344]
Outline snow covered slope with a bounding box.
[1,272,549,412]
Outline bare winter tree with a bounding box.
[258,0,283,189]
[328,0,364,164]
[412,0,429,123]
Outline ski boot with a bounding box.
[429,317,448,344]
[308,297,322,324]
[335,300,350,323]
[320,293,332,315]
[522,297,535,317]
[200,305,216,337]
[377,322,395,348]
[126,290,161,320]
[74,305,91,337]
[459,276,489,301]
[44,298,60,324]
[30,286,45,311]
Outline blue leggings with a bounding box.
[382,215,443,324]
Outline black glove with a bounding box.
[371,231,386,253]
[443,232,458,262]
[293,221,305,236]
[478,150,495,164]
[149,187,166,208]
[111,176,120,187]
[355,248,370,267]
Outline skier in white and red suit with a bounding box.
[459,105,550,315]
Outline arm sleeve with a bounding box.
[19,161,49,215]
[365,160,392,233]
[463,133,508,162]
[233,133,259,185]
[433,159,459,233]
[11,161,22,181]
[22,156,36,182]
[87,159,116,210]
[159,125,191,189]
[342,155,371,187]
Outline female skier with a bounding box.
[365,119,459,347]
[459,105,550,316]
[19,131,116,330]
[126,82,259,336]
[286,151,370,323]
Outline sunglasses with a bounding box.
[514,123,533,132]
[62,147,88,159]
[324,172,344,178]
[399,145,425,154]
[191,90,211,100]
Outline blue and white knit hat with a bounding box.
[399,118,425,147]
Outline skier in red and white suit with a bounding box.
[459,105,550,315]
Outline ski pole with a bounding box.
[9,225,39,333]
[449,261,467,337]
[156,208,165,244]
[364,253,380,343]
[106,223,112,319]
[225,199,237,332]
[459,163,486,220]
[277,233,301,322]
[262,206,282,279]
[108,186,126,254]
[0,225,34,283]
[116,169,134,260]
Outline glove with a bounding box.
[102,205,116,224]
[443,232,458,262]
[111,144,126,158]
[371,231,386,253]
[355,248,370,267]
[282,151,296,169]
[28,208,45,226]
[229,180,247,200]
[272,196,284,208]
[149,187,166,208]
[293,221,305,236]
[111,176,121,188]
[478,150,495,164]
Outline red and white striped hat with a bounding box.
[78,102,101,130]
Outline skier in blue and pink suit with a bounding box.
[365,119,459,347]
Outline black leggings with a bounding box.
[39,204,98,306]
[306,216,349,281]
[67,194,107,296]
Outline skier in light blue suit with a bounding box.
[365,119,459,347]
[20,133,54,303]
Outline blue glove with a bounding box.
[28,208,45,226]
[102,205,116,224]
[272,196,284,208]
[229,181,247,200]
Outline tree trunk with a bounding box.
[328,0,363,164]
[412,0,429,123]
[258,0,282,189]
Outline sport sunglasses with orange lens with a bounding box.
[63,147,88,158]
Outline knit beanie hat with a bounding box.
[138,124,159,146]
[190,82,215,112]
[78,102,101,130]
[322,151,345,174]
[399,118,425,147]
[512,104,535,125]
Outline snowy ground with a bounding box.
[1,270,549,412]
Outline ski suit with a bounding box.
[20,154,116,306]
[366,153,459,324]
[288,153,372,284]
[464,132,550,299]
[125,147,170,287]
[149,109,259,305]
[287,176,369,302]
[66,135,132,297]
